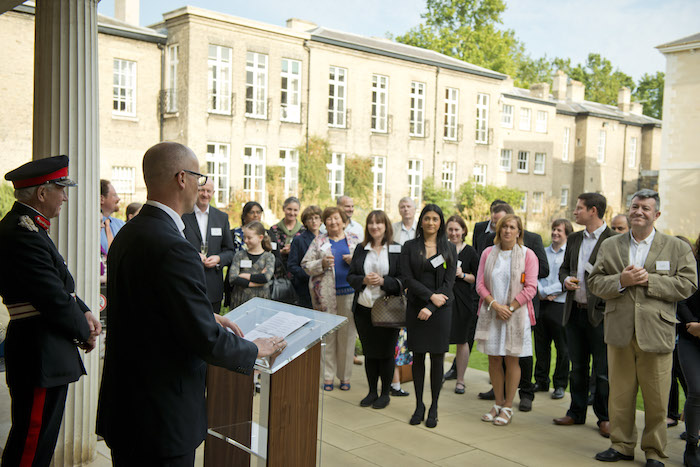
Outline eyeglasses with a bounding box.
[180,169,208,187]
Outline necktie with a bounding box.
[105,218,114,249]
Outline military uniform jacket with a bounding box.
[0,202,90,388]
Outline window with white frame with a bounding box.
[517,151,529,173]
[501,104,514,128]
[476,93,489,143]
[499,149,512,172]
[371,74,388,132]
[167,45,178,112]
[246,52,268,118]
[441,161,456,191]
[519,107,531,131]
[407,159,423,202]
[473,164,486,187]
[242,146,266,204]
[281,59,301,123]
[534,153,546,174]
[409,82,425,137]
[519,192,528,212]
[206,143,230,206]
[278,148,299,197]
[327,153,345,199]
[532,192,544,213]
[328,66,347,128]
[628,137,638,168]
[535,110,548,133]
[597,130,606,163]
[444,88,458,140]
[372,156,386,209]
[111,166,135,195]
[562,127,571,162]
[113,59,136,116]
[560,187,569,207]
[208,45,231,114]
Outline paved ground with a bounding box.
[0,359,689,466]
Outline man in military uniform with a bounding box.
[0,155,101,466]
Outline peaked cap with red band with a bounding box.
[5,155,77,189]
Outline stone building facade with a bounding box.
[0,3,662,227]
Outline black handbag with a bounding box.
[269,258,298,304]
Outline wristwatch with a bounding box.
[509,305,515,312]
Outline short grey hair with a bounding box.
[398,197,414,207]
[14,184,57,203]
[631,189,660,211]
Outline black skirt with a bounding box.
[354,304,399,359]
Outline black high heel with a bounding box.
[409,404,425,425]
[425,405,438,428]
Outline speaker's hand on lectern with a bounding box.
[214,313,244,337]
[255,336,287,358]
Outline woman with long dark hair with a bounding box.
[400,204,456,428]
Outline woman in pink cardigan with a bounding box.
[474,214,538,426]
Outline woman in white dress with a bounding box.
[474,214,539,426]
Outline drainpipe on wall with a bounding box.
[303,40,311,154]
[158,42,165,142]
[432,66,440,178]
[621,123,627,211]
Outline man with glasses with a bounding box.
[182,178,234,314]
[0,155,101,466]
[97,142,284,466]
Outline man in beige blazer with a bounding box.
[588,189,697,467]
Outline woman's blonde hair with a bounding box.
[494,214,524,246]
[243,221,272,251]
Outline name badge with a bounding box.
[320,243,332,252]
[457,260,463,268]
[430,254,445,269]
[584,262,594,274]
[240,260,253,268]
[271,242,277,250]
[389,244,401,254]
[211,227,222,236]
[656,260,670,271]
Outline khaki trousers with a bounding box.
[323,294,357,382]
[608,335,672,461]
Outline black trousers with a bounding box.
[679,333,700,443]
[2,383,68,467]
[112,449,196,467]
[211,300,222,315]
[668,342,688,420]
[565,306,608,424]
[534,301,569,390]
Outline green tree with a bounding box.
[568,53,635,105]
[0,182,14,218]
[297,136,332,206]
[456,180,523,222]
[344,156,373,209]
[633,71,664,119]
[422,177,456,215]
[393,0,522,76]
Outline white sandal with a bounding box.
[481,404,502,422]
[493,406,513,426]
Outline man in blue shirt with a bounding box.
[534,218,572,400]
[100,179,125,253]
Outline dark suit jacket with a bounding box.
[400,239,457,313]
[182,206,234,304]
[96,204,258,457]
[347,242,402,311]
[472,220,489,251]
[558,226,614,327]
[0,202,90,388]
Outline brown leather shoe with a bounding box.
[553,415,576,425]
[599,421,611,438]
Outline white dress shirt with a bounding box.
[145,200,186,238]
[194,204,209,241]
[575,222,607,304]
[345,219,364,242]
[392,220,417,245]
[629,229,656,268]
[538,244,567,303]
[357,243,390,308]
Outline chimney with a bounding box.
[529,82,550,99]
[115,0,139,25]
[566,79,585,102]
[630,102,643,115]
[552,70,568,100]
[286,18,318,32]
[617,86,631,112]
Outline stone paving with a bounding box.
[0,360,688,466]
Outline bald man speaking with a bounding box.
[96,143,285,466]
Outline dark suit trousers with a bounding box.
[566,305,608,424]
[211,301,221,315]
[534,301,569,390]
[111,449,196,467]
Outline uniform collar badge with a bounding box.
[34,215,50,231]
[18,215,39,232]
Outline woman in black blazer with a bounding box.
[400,204,456,428]
[347,210,402,409]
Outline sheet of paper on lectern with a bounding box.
[241,311,311,342]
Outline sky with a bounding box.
[98,0,700,82]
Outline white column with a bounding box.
[32,0,101,464]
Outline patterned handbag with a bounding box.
[370,290,407,328]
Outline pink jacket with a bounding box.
[476,246,539,325]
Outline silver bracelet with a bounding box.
[487,300,494,312]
